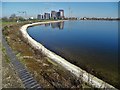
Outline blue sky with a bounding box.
[2,2,118,18]
[1,0,120,2]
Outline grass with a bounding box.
[2,21,17,26]
[45,57,58,66]
[0,38,10,63]
[2,19,61,27]
[2,46,10,63]
[2,21,20,28]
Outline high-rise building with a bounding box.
[59,9,64,19]
[44,13,50,19]
[38,9,64,20]
[51,11,57,19]
[37,14,42,20]
[42,15,44,19]
[56,12,60,19]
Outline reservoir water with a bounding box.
[27,20,119,88]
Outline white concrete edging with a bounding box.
[20,20,117,89]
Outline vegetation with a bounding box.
[2,21,17,27]
[2,19,90,89]
[1,17,60,28]
[2,46,10,63]
[80,17,120,20]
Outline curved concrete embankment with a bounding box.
[20,20,117,89]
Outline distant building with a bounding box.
[30,17,34,19]
[51,10,64,19]
[38,9,65,20]
[56,12,60,19]
[37,14,42,20]
[44,13,50,19]
[51,11,57,19]
[82,17,87,20]
[59,9,64,19]
[42,15,44,19]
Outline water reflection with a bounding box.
[28,20,119,88]
[51,21,64,29]
[45,23,50,27]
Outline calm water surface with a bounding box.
[27,20,119,88]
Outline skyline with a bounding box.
[2,2,118,18]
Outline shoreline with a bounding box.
[20,20,117,89]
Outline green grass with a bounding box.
[2,46,10,63]
[2,21,17,26]
[45,57,58,66]
[2,19,61,28]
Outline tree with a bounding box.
[10,14,16,18]
[9,14,17,22]
[2,17,8,22]
[18,16,25,21]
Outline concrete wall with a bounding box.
[20,20,117,89]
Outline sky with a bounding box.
[2,2,118,18]
[1,0,120,2]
